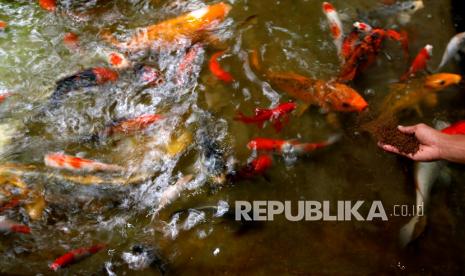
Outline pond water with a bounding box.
[0,0,464,275]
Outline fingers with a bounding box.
[378,142,416,160]
[397,124,417,134]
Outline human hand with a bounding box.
[378,123,445,162]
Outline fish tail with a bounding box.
[399,215,426,247]
[234,112,264,128]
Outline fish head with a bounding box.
[326,83,369,112]
[191,2,232,23]
[400,1,424,15]
[424,73,461,90]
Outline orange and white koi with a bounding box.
[63,32,79,51]
[177,44,204,83]
[247,135,340,155]
[0,216,30,234]
[44,153,123,172]
[50,244,106,271]
[107,52,131,69]
[234,102,296,132]
[322,2,344,57]
[155,175,193,214]
[100,114,163,138]
[437,32,465,70]
[209,50,234,83]
[102,3,231,52]
[400,44,433,81]
[38,0,56,12]
[267,71,368,112]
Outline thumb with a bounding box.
[398,125,417,134]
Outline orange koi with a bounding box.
[38,0,56,12]
[0,21,7,32]
[234,102,296,132]
[0,197,20,213]
[177,44,204,83]
[267,71,368,112]
[100,114,163,137]
[400,44,432,81]
[63,32,79,50]
[102,3,231,52]
[50,244,106,271]
[44,153,123,172]
[209,50,234,83]
[247,136,339,155]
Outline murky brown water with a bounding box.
[0,0,464,275]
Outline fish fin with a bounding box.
[399,215,427,247]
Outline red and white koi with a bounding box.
[437,32,465,70]
[50,244,106,271]
[44,153,124,172]
[234,102,296,132]
[247,135,340,155]
[209,50,234,83]
[400,44,433,81]
[0,216,30,234]
[322,2,344,57]
[353,21,372,33]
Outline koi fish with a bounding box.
[234,102,296,132]
[353,22,373,33]
[400,122,465,246]
[377,73,461,120]
[134,65,163,87]
[50,244,106,271]
[437,32,465,70]
[267,71,368,112]
[63,32,79,51]
[99,114,163,138]
[0,216,30,234]
[209,50,234,83]
[0,21,7,32]
[44,153,124,173]
[39,0,57,12]
[108,52,131,69]
[102,3,231,52]
[0,197,20,213]
[400,44,433,81]
[229,154,273,181]
[339,28,407,81]
[155,175,193,214]
[51,67,118,104]
[322,2,344,57]
[364,0,424,25]
[247,135,340,155]
[177,44,204,83]
[441,121,465,135]
[0,92,11,104]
